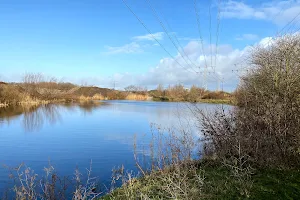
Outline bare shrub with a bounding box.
[197,34,300,169]
[166,84,188,101]
[6,162,101,200]
[201,91,230,100]
[236,34,300,167]
[0,84,23,104]
[106,91,126,100]
[108,159,205,200]
[124,85,148,95]
[188,85,205,102]
[107,123,205,199]
[73,161,102,200]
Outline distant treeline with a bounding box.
[0,73,126,106]
[148,84,233,103]
[0,73,233,107]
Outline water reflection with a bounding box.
[22,104,61,132]
[0,101,102,132]
[0,100,230,198]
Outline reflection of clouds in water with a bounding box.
[100,101,225,147]
[132,103,233,160]
[101,101,196,128]
[144,102,201,136]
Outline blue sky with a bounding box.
[0,0,300,90]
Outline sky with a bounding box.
[0,0,300,91]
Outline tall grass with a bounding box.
[125,93,149,101]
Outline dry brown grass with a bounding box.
[5,161,102,200]
[125,93,149,101]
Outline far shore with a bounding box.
[0,78,234,107]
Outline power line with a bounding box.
[262,10,300,49]
[144,0,199,73]
[277,10,300,36]
[122,0,195,73]
[155,7,202,72]
[214,0,222,73]
[144,0,201,71]
[209,0,213,70]
[284,18,300,34]
[194,0,211,90]
[193,0,208,68]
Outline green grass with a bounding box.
[101,160,300,199]
[250,168,300,199]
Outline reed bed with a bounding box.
[125,93,149,101]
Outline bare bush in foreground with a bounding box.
[6,161,101,200]
[197,34,300,169]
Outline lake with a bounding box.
[0,100,225,197]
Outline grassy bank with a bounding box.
[101,160,300,199]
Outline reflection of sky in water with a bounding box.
[0,100,231,196]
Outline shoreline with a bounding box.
[0,98,234,109]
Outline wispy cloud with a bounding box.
[236,34,259,41]
[104,42,142,54]
[104,32,164,54]
[221,0,300,25]
[178,37,200,41]
[132,32,164,41]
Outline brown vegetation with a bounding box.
[5,162,101,200]
[3,35,300,200]
[149,84,233,103]
[0,75,156,106]
[103,35,300,199]
[198,34,300,168]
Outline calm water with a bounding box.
[0,100,224,196]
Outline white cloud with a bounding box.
[93,41,256,91]
[103,32,164,55]
[221,0,300,25]
[236,34,259,41]
[132,32,164,41]
[258,36,274,47]
[104,42,142,54]
[221,1,266,19]
[84,37,279,91]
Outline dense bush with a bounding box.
[199,34,300,168]
[150,84,231,102]
[0,84,23,104]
